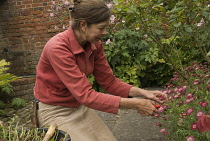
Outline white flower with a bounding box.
[197,18,204,26]
[64,1,70,5]
[50,13,54,17]
[106,39,111,45]
[54,26,59,30]
[107,3,113,9]
[110,15,115,23]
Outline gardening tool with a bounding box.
[31,100,39,128]
[154,104,160,109]
[42,123,58,141]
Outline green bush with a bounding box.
[112,0,210,81]
[103,28,172,87]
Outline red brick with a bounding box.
[20,9,31,16]
[16,5,26,9]
[32,3,42,7]
[31,10,43,15]
[26,4,32,8]
[22,1,33,5]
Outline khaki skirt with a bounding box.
[38,102,117,141]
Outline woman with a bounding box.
[34,0,167,140]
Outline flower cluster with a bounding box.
[155,62,210,140]
[48,1,73,30]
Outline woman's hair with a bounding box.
[70,0,111,29]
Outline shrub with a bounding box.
[112,0,210,81]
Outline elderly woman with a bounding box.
[34,0,167,140]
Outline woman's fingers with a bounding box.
[137,100,159,117]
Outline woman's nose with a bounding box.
[102,29,108,36]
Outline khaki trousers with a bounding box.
[38,102,117,141]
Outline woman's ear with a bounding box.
[79,20,87,33]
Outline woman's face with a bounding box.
[84,20,109,44]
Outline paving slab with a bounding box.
[96,109,168,141]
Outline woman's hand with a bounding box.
[119,98,159,117]
[129,87,167,104]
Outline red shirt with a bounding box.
[34,27,132,114]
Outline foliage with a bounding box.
[0,117,69,141]
[155,62,210,140]
[103,28,171,87]
[0,59,25,114]
[112,0,210,81]
[48,0,71,31]
[11,98,26,109]
[0,59,19,94]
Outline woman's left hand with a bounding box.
[129,87,167,104]
[141,90,167,104]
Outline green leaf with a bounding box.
[173,22,181,27]
[207,51,210,56]
[154,29,163,35]
[185,26,192,33]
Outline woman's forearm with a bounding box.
[128,87,148,97]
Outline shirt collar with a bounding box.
[67,26,97,55]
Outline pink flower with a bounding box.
[174,94,181,99]
[156,123,162,127]
[187,136,195,141]
[196,111,205,118]
[198,101,208,107]
[193,79,200,85]
[159,96,166,101]
[158,105,168,112]
[163,131,168,134]
[160,128,166,132]
[158,106,165,112]
[186,108,194,115]
[191,123,197,130]
[186,94,193,99]
[185,97,194,103]
[181,112,187,116]
[153,113,160,117]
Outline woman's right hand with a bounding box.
[119,98,159,117]
[135,99,159,117]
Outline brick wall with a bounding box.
[0,77,36,101]
[0,0,67,76]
